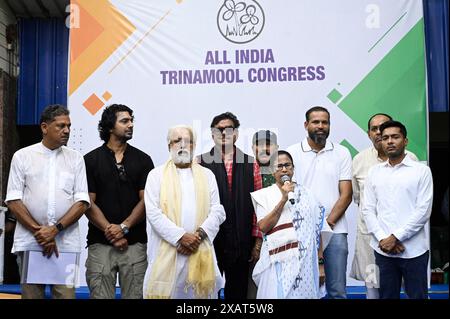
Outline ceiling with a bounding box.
[5,0,70,18]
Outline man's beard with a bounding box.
[308,130,329,145]
[171,149,192,165]
[119,133,132,143]
[385,147,404,160]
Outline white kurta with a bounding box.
[143,165,226,298]
[251,184,332,299]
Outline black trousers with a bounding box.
[223,257,250,299]
[375,250,429,299]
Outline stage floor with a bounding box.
[0,284,448,299]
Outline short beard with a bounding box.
[119,135,132,143]
[308,131,328,145]
[171,149,192,165]
[387,148,404,160]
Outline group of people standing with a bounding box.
[4,103,433,299]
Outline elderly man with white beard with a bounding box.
[143,125,226,299]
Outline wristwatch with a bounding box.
[318,257,325,265]
[196,227,207,241]
[120,223,129,235]
[55,222,64,232]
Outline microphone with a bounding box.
[281,175,295,204]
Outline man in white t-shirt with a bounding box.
[287,106,352,299]
[5,104,90,299]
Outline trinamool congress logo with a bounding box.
[217,0,265,44]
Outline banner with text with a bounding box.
[68,0,427,286]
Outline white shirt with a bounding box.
[5,142,90,253]
[143,164,226,298]
[287,138,352,233]
[352,147,418,234]
[362,155,433,258]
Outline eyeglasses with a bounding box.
[212,126,235,135]
[116,163,127,182]
[276,163,293,171]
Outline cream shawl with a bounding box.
[145,160,215,298]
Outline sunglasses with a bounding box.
[211,126,235,135]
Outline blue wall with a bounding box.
[424,0,449,112]
[17,18,69,125]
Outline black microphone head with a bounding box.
[281,175,291,183]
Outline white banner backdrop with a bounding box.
[68,0,426,288]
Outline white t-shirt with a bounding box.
[287,138,352,233]
[5,142,90,253]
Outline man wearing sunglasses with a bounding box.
[247,129,279,298]
[84,104,154,299]
[198,112,262,299]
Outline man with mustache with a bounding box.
[247,129,279,298]
[5,104,90,298]
[362,120,433,299]
[84,104,154,298]
[143,125,225,298]
[252,130,279,188]
[350,113,417,299]
[287,106,353,299]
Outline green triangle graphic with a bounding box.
[339,19,427,160]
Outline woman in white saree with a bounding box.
[251,150,332,299]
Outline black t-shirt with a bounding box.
[84,144,154,246]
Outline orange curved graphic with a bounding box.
[69,0,136,95]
